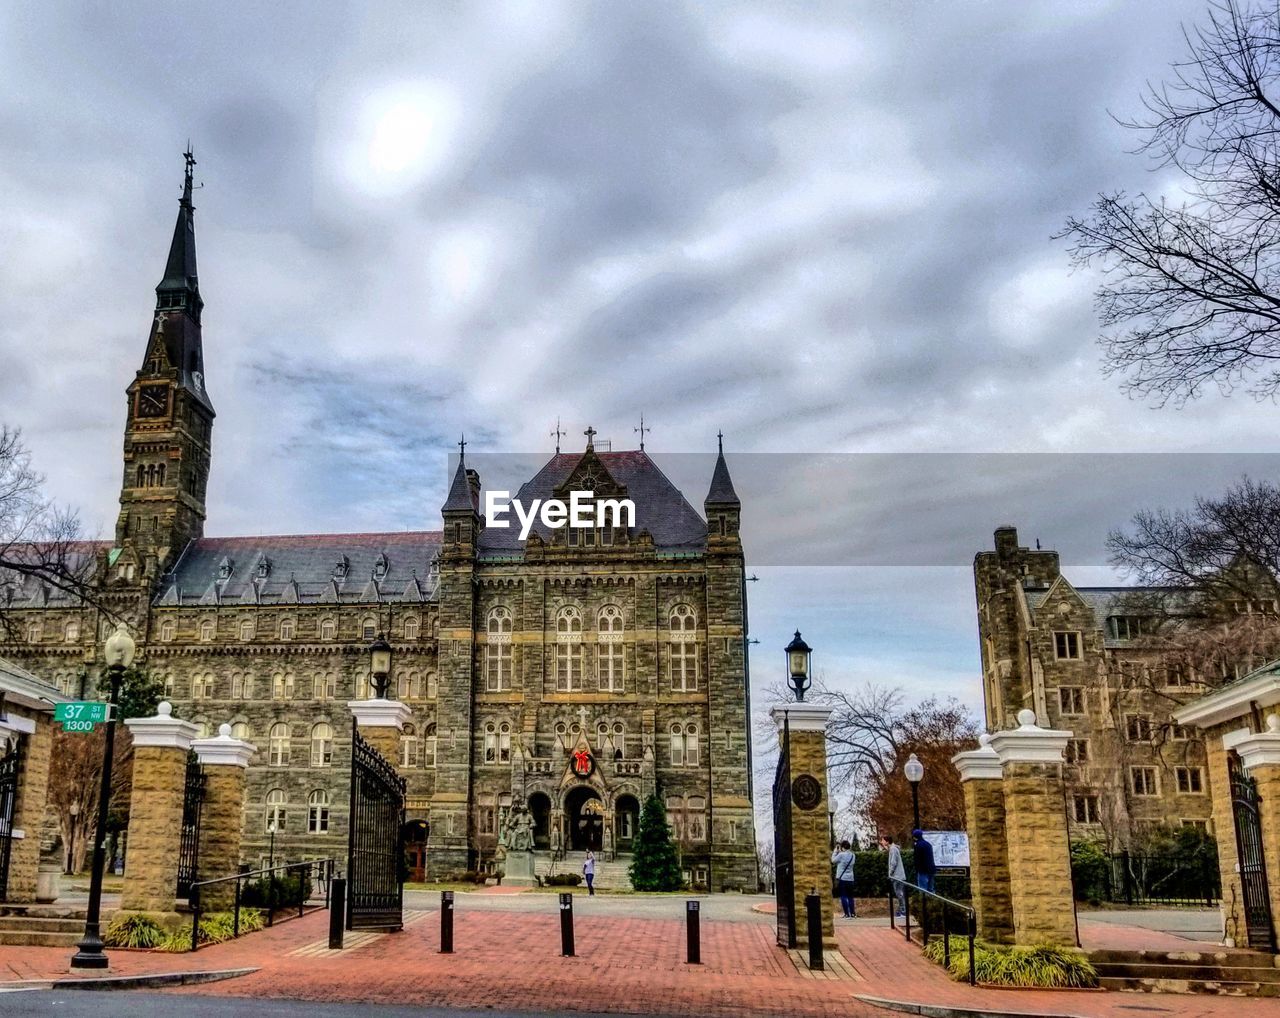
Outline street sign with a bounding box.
[54,702,111,724]
[62,720,98,733]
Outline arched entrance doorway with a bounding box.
[528,792,551,850]
[615,794,640,852]
[402,819,429,883]
[565,786,604,851]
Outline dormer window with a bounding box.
[217,558,233,581]
[374,554,389,580]
[256,556,271,579]
[333,557,349,580]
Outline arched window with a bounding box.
[231,672,244,699]
[64,619,80,643]
[242,673,256,700]
[320,617,337,640]
[266,789,287,832]
[313,673,336,700]
[199,618,215,642]
[397,671,421,700]
[273,672,294,700]
[310,723,333,767]
[156,463,165,486]
[231,721,250,741]
[483,722,512,764]
[239,618,255,642]
[404,616,420,640]
[426,672,438,699]
[279,617,296,641]
[193,673,215,700]
[670,722,699,767]
[269,723,290,766]
[400,724,418,768]
[194,720,213,739]
[136,464,145,487]
[361,617,377,641]
[423,723,438,767]
[668,604,699,691]
[486,607,513,691]
[160,619,176,642]
[308,790,330,834]
[597,605,624,692]
[25,620,41,644]
[555,606,584,691]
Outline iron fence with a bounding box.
[187,858,336,952]
[1097,850,1221,907]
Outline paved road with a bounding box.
[1077,907,1223,943]
[0,992,639,1018]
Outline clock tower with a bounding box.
[114,150,215,583]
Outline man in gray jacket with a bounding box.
[880,834,906,918]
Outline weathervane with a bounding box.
[551,417,565,454]
[635,415,650,452]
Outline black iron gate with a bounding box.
[773,713,795,948]
[347,725,406,930]
[0,738,21,901]
[176,751,206,899]
[1230,754,1275,952]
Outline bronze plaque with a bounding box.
[792,774,822,811]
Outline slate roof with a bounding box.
[1023,583,1189,647]
[157,532,442,607]
[478,449,708,555]
[1,542,109,607]
[705,449,739,506]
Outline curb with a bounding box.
[8,968,260,992]
[854,994,1088,1018]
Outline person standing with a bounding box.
[831,840,856,919]
[912,829,936,894]
[881,834,906,918]
[583,849,596,896]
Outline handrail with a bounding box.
[188,858,337,952]
[888,880,977,986]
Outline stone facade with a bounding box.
[999,760,1076,946]
[2,703,53,903]
[954,740,1013,944]
[0,158,758,890]
[975,526,1213,846]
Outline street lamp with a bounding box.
[66,801,80,875]
[904,753,925,833]
[267,819,277,871]
[784,630,812,702]
[368,633,393,699]
[829,797,839,851]
[70,622,135,969]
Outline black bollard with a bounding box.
[440,890,454,954]
[686,900,701,964]
[805,890,824,971]
[559,892,575,957]
[328,878,345,950]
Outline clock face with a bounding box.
[137,385,169,418]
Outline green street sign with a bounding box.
[54,702,110,724]
[62,720,98,733]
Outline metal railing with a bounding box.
[889,881,977,986]
[187,858,336,952]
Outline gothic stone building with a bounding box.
[1,157,758,890]
[975,526,1213,849]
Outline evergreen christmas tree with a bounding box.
[628,794,683,891]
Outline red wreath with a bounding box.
[571,748,594,777]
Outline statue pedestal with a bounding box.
[504,849,536,886]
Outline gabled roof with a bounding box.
[1023,583,1189,647]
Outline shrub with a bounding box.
[924,937,1098,988]
[545,872,582,886]
[103,913,166,948]
[1070,840,1110,905]
[154,910,266,953]
[239,873,307,909]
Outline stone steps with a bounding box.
[0,915,85,932]
[1089,947,1280,996]
[0,908,91,948]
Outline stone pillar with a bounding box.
[0,708,53,903]
[1206,723,1251,947]
[347,698,412,765]
[989,708,1075,947]
[770,703,834,945]
[1232,713,1280,947]
[953,733,1013,944]
[191,723,255,910]
[120,702,197,915]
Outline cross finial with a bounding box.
[458,434,467,461]
[577,705,590,730]
[551,417,564,454]
[182,144,197,204]
[634,415,650,452]
[583,425,596,450]
[717,430,724,454]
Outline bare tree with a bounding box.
[1060,1,1280,404]
[0,425,96,633]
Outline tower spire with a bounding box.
[157,147,201,313]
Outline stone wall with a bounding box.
[4,706,52,903]
[1001,760,1076,947]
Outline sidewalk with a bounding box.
[3,905,1278,1017]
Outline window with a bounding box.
[670,723,700,766]
[1169,723,1192,742]
[1107,616,1151,640]
[668,604,699,691]
[727,819,738,843]
[483,722,512,764]
[266,789,287,832]
[555,606,584,691]
[687,796,707,841]
[597,605,624,692]
[231,722,250,741]
[273,672,294,700]
[620,811,634,840]
[598,721,626,760]
[426,672,438,699]
[1053,631,1082,659]
[423,723,437,767]
[160,619,176,642]
[310,723,333,767]
[22,620,40,642]
[238,618,255,642]
[308,790,329,834]
[320,617,337,640]
[64,619,80,643]
[480,805,496,835]
[163,673,176,698]
[269,723,290,766]
[1131,766,1160,797]
[1065,739,1090,765]
[199,618,216,642]
[1058,687,1085,715]
[361,617,377,640]
[1181,818,1210,833]
[1175,767,1204,794]
[314,673,337,700]
[398,671,421,699]
[1126,714,1152,743]
[279,618,296,641]
[193,673,215,700]
[400,724,418,768]
[1164,663,1192,688]
[1073,794,1101,824]
[404,616,420,640]
[195,720,213,739]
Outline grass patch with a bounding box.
[923,936,1098,988]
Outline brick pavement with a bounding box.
[5,906,1280,1016]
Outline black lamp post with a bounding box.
[904,753,924,832]
[65,801,80,875]
[70,622,135,970]
[784,630,812,702]
[369,633,393,699]
[268,819,277,871]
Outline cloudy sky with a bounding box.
[3,0,1277,723]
